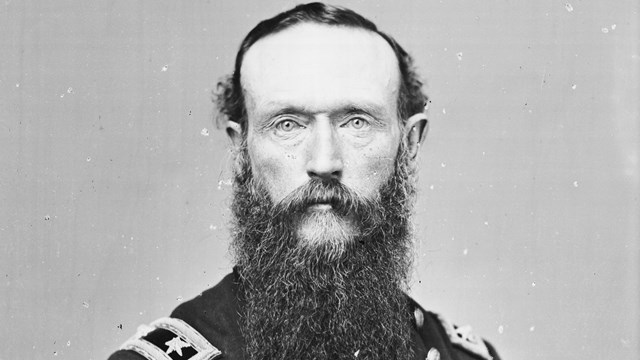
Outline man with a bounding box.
[109,3,501,360]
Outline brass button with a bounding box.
[414,307,424,329]
[426,347,440,360]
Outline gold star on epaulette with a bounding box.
[165,336,190,356]
[120,317,222,360]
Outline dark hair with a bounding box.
[214,2,428,131]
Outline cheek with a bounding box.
[248,142,279,187]
[346,140,399,194]
[367,146,397,178]
[248,141,301,201]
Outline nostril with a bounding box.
[307,169,342,181]
[305,150,343,180]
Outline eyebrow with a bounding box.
[257,101,389,120]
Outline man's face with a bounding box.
[230,24,418,359]
[240,23,403,245]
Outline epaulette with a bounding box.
[436,314,493,360]
[120,317,222,360]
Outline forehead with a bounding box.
[240,23,400,116]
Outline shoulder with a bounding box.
[433,312,502,360]
[108,271,244,360]
[108,317,223,360]
[409,297,502,360]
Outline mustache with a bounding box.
[273,178,379,220]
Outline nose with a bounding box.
[306,120,343,181]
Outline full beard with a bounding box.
[230,143,417,360]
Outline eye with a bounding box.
[275,119,301,132]
[346,117,368,129]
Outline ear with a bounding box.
[226,120,243,148]
[403,113,429,160]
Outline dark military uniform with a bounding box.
[109,269,501,360]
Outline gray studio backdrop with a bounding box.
[1,1,638,359]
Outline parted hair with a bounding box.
[214,2,428,132]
